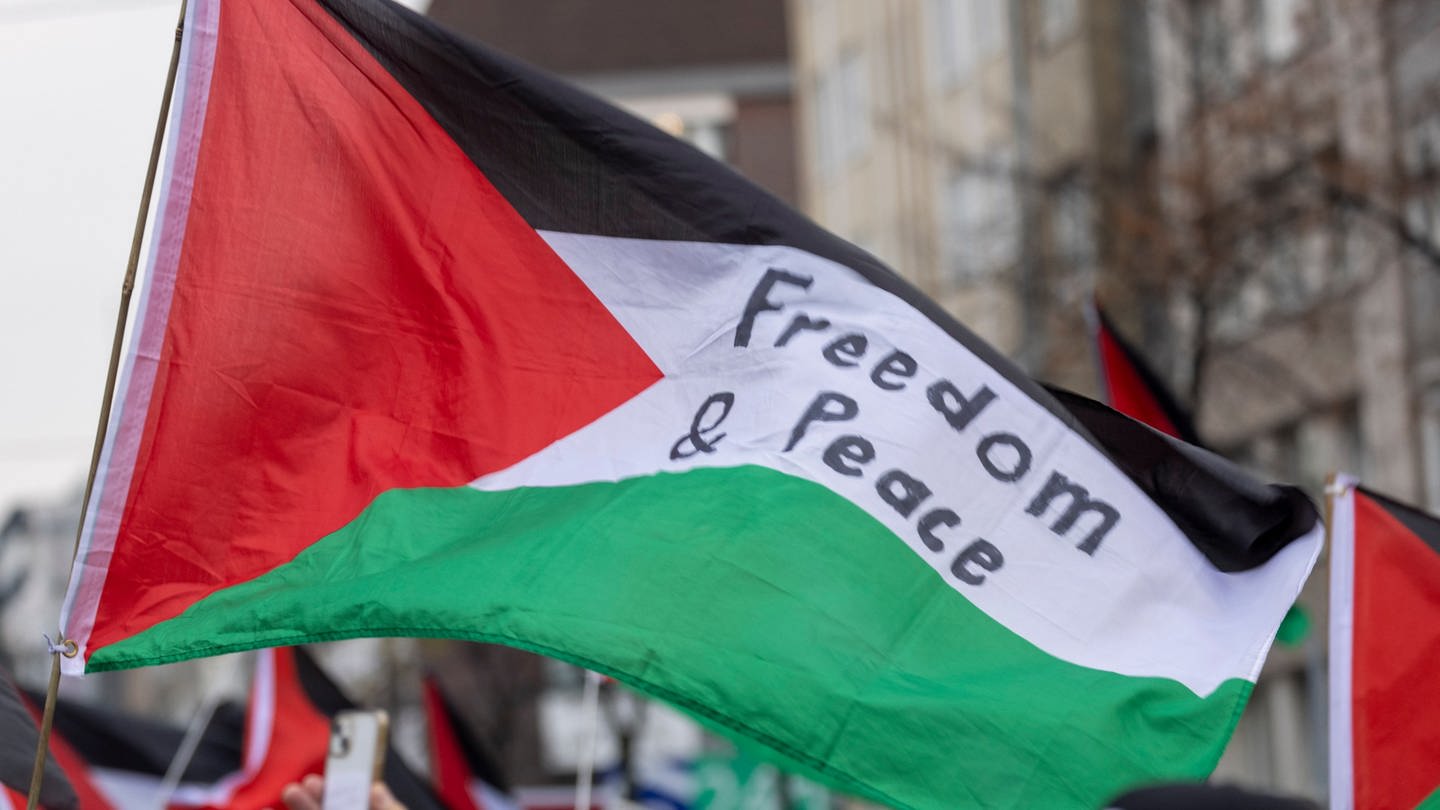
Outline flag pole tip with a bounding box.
[42,634,78,658]
[1324,472,1356,498]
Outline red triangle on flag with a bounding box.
[173,648,329,810]
[85,0,662,656]
[1348,489,1440,809]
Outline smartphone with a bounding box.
[322,710,389,810]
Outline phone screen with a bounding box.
[322,710,388,810]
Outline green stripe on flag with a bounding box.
[91,465,1249,809]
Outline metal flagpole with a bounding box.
[152,688,222,810]
[25,2,188,808]
[574,670,603,810]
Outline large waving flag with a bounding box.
[1329,480,1440,809]
[59,0,1321,806]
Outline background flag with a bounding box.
[60,0,1322,806]
[1087,299,1200,444]
[0,665,77,809]
[17,722,114,810]
[39,691,241,810]
[421,677,518,810]
[164,648,443,810]
[1087,299,1312,647]
[1329,479,1440,809]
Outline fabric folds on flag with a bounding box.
[1329,480,1440,809]
[60,0,1323,807]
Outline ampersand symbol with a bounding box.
[670,392,736,460]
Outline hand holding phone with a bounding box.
[321,710,389,810]
[281,775,408,810]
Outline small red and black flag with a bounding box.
[421,677,518,810]
[1088,300,1201,445]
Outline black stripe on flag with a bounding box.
[310,0,1059,420]
[426,674,512,793]
[1358,485,1440,556]
[1048,389,1317,571]
[34,689,243,783]
[3,670,77,810]
[308,0,1317,571]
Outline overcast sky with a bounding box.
[0,0,428,516]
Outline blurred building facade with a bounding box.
[789,0,1155,392]
[789,0,1440,802]
[1146,0,1440,794]
[428,0,798,206]
[0,489,249,715]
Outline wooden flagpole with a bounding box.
[151,689,221,810]
[25,2,188,808]
[574,670,602,810]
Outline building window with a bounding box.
[1261,0,1304,63]
[627,94,736,163]
[815,50,871,177]
[1049,178,1095,275]
[807,0,837,57]
[1296,405,1362,495]
[927,0,1007,88]
[941,153,1019,284]
[543,657,586,690]
[1232,405,1361,495]
[1423,386,1440,512]
[1038,0,1079,47]
[1194,2,1234,100]
[1213,212,1356,339]
[1401,107,1440,252]
[928,0,964,85]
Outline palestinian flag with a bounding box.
[40,691,242,809]
[158,648,442,810]
[1329,480,1440,809]
[1088,300,1315,647]
[421,677,518,810]
[59,0,1323,806]
[1088,299,1201,444]
[13,719,118,810]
